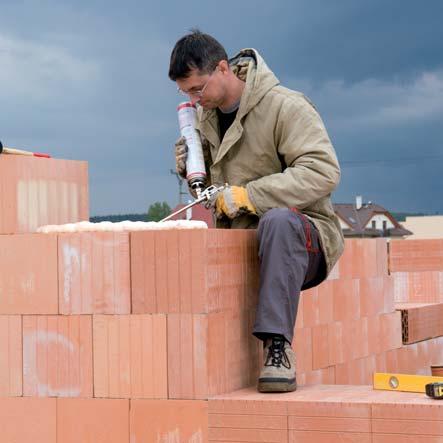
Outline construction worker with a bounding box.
[169,30,344,393]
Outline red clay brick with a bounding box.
[293,327,313,373]
[209,388,288,442]
[332,279,360,322]
[0,315,22,396]
[130,230,156,312]
[0,156,88,234]
[335,355,376,385]
[210,413,286,429]
[289,416,371,433]
[375,352,388,373]
[392,271,443,303]
[168,313,208,399]
[208,390,288,415]
[373,435,442,442]
[57,398,129,443]
[299,366,336,386]
[131,229,259,315]
[0,397,56,442]
[155,230,177,312]
[131,399,207,442]
[350,317,369,360]
[210,383,443,437]
[190,229,212,311]
[209,384,443,443]
[211,427,287,442]
[318,280,334,324]
[287,400,370,418]
[224,308,260,393]
[93,314,167,399]
[132,229,204,314]
[295,292,305,329]
[396,302,443,344]
[376,237,389,275]
[302,287,320,327]
[395,345,414,373]
[384,348,400,373]
[168,310,260,399]
[207,229,259,313]
[23,315,93,397]
[59,232,130,314]
[383,275,396,313]
[328,321,345,366]
[372,401,443,421]
[336,239,382,279]
[289,430,371,443]
[360,277,385,317]
[312,324,329,369]
[373,419,443,436]
[390,239,443,272]
[379,311,402,351]
[0,233,58,314]
[367,315,382,355]
[177,230,195,312]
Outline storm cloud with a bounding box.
[1,0,442,214]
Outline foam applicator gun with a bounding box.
[160,102,226,223]
[160,184,225,222]
[0,140,51,158]
[177,102,207,198]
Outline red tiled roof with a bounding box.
[334,203,412,237]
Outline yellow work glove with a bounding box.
[215,185,257,219]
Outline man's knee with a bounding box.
[259,208,304,234]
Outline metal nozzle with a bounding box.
[191,180,205,199]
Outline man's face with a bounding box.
[176,65,225,109]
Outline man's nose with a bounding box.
[190,96,201,106]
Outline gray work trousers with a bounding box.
[253,208,326,344]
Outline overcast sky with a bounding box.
[1,0,442,215]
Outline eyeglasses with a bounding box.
[177,68,217,98]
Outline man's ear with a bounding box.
[218,59,230,74]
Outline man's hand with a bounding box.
[175,136,188,178]
[215,185,257,219]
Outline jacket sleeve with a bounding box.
[246,95,341,214]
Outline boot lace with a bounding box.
[264,337,291,369]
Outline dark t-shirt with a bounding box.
[217,108,238,141]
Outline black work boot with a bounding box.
[257,336,296,393]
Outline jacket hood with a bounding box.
[200,48,280,121]
[230,48,280,114]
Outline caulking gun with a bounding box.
[176,102,207,199]
[160,101,225,223]
[159,184,225,222]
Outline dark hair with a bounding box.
[168,29,228,80]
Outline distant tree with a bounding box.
[147,201,171,222]
[90,213,148,223]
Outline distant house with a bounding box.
[334,196,412,238]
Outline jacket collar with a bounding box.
[197,49,279,165]
[199,48,279,124]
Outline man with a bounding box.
[169,30,344,393]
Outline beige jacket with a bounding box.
[196,49,344,276]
